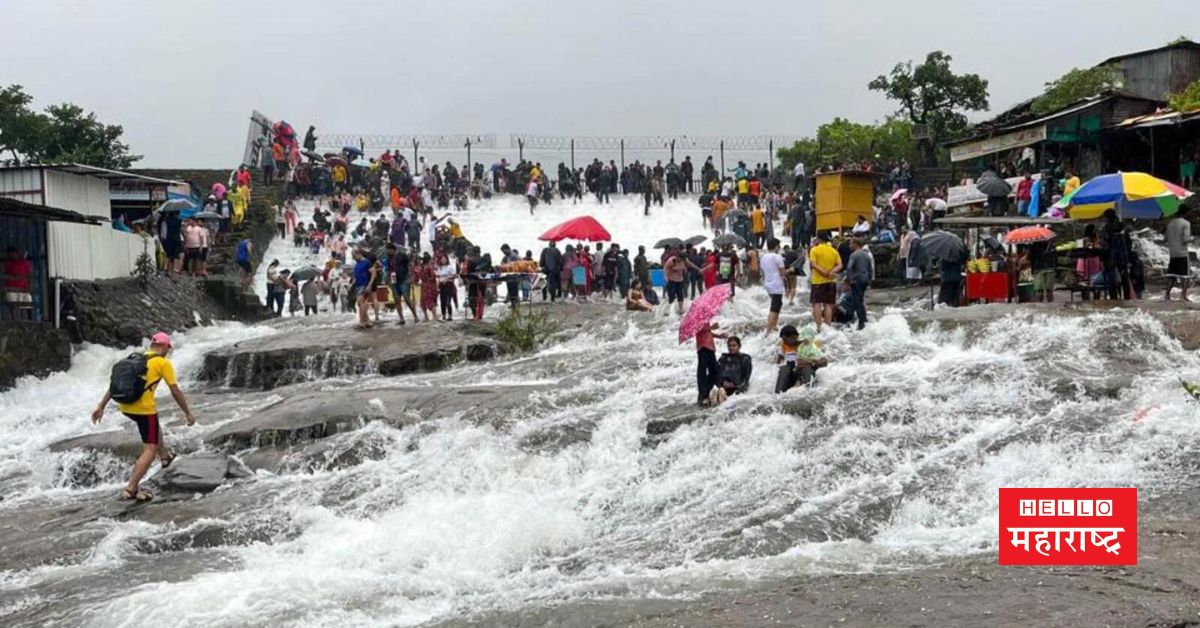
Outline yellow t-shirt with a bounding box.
[450,223,463,238]
[737,179,749,194]
[808,243,841,285]
[116,353,177,415]
[1064,176,1081,196]
[751,209,766,233]
[530,167,541,180]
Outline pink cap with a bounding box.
[150,332,172,348]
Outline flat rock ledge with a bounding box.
[200,320,513,389]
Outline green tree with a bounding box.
[775,117,919,173]
[37,103,141,169]
[1031,66,1121,115]
[0,85,43,165]
[0,84,140,168]
[868,50,990,166]
[1168,80,1200,112]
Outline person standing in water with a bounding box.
[695,321,728,407]
[808,233,842,331]
[92,333,196,502]
[760,238,788,334]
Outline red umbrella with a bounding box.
[1004,226,1056,245]
[538,215,611,242]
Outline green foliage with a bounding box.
[868,50,990,163]
[495,308,559,352]
[1168,80,1200,113]
[775,116,919,172]
[1167,36,1194,46]
[1031,66,1121,115]
[0,84,141,168]
[132,249,157,288]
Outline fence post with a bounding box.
[768,140,774,171]
[620,139,625,171]
[570,139,575,171]
[412,139,419,169]
[670,139,675,162]
[518,139,525,161]
[465,138,472,175]
[720,141,725,176]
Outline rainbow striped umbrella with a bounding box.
[1054,172,1192,220]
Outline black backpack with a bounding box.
[109,352,150,404]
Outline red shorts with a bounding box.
[123,413,161,445]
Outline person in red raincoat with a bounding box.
[703,251,718,288]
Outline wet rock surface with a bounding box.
[205,384,544,450]
[49,428,146,461]
[150,453,252,493]
[200,320,514,389]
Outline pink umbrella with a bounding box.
[678,283,732,343]
[890,188,908,202]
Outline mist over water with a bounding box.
[2,197,1199,627]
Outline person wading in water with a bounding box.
[92,333,196,501]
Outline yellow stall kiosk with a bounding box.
[814,170,877,232]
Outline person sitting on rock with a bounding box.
[626,280,654,311]
[711,336,753,405]
[775,325,827,394]
[91,333,197,502]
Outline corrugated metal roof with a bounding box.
[1100,40,1200,66]
[0,197,93,223]
[1115,108,1200,129]
[0,163,184,186]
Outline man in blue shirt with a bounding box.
[235,238,253,292]
[352,248,375,328]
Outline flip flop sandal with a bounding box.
[121,488,154,502]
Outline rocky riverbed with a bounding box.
[4,293,1200,627]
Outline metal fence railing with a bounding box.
[312,132,805,174]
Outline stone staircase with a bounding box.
[133,168,282,321]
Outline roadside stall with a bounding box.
[934,216,1073,304]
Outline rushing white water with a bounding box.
[3,202,1199,627]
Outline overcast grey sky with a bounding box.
[2,0,1196,167]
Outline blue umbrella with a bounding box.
[343,145,364,158]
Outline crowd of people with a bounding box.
[168,119,1195,408]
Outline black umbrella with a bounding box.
[193,210,222,220]
[975,170,1013,198]
[713,232,747,248]
[303,149,324,161]
[343,145,364,158]
[155,199,192,214]
[922,230,967,262]
[291,267,322,281]
[685,235,708,247]
[723,208,749,220]
[654,237,685,249]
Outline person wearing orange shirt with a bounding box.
[750,206,767,249]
